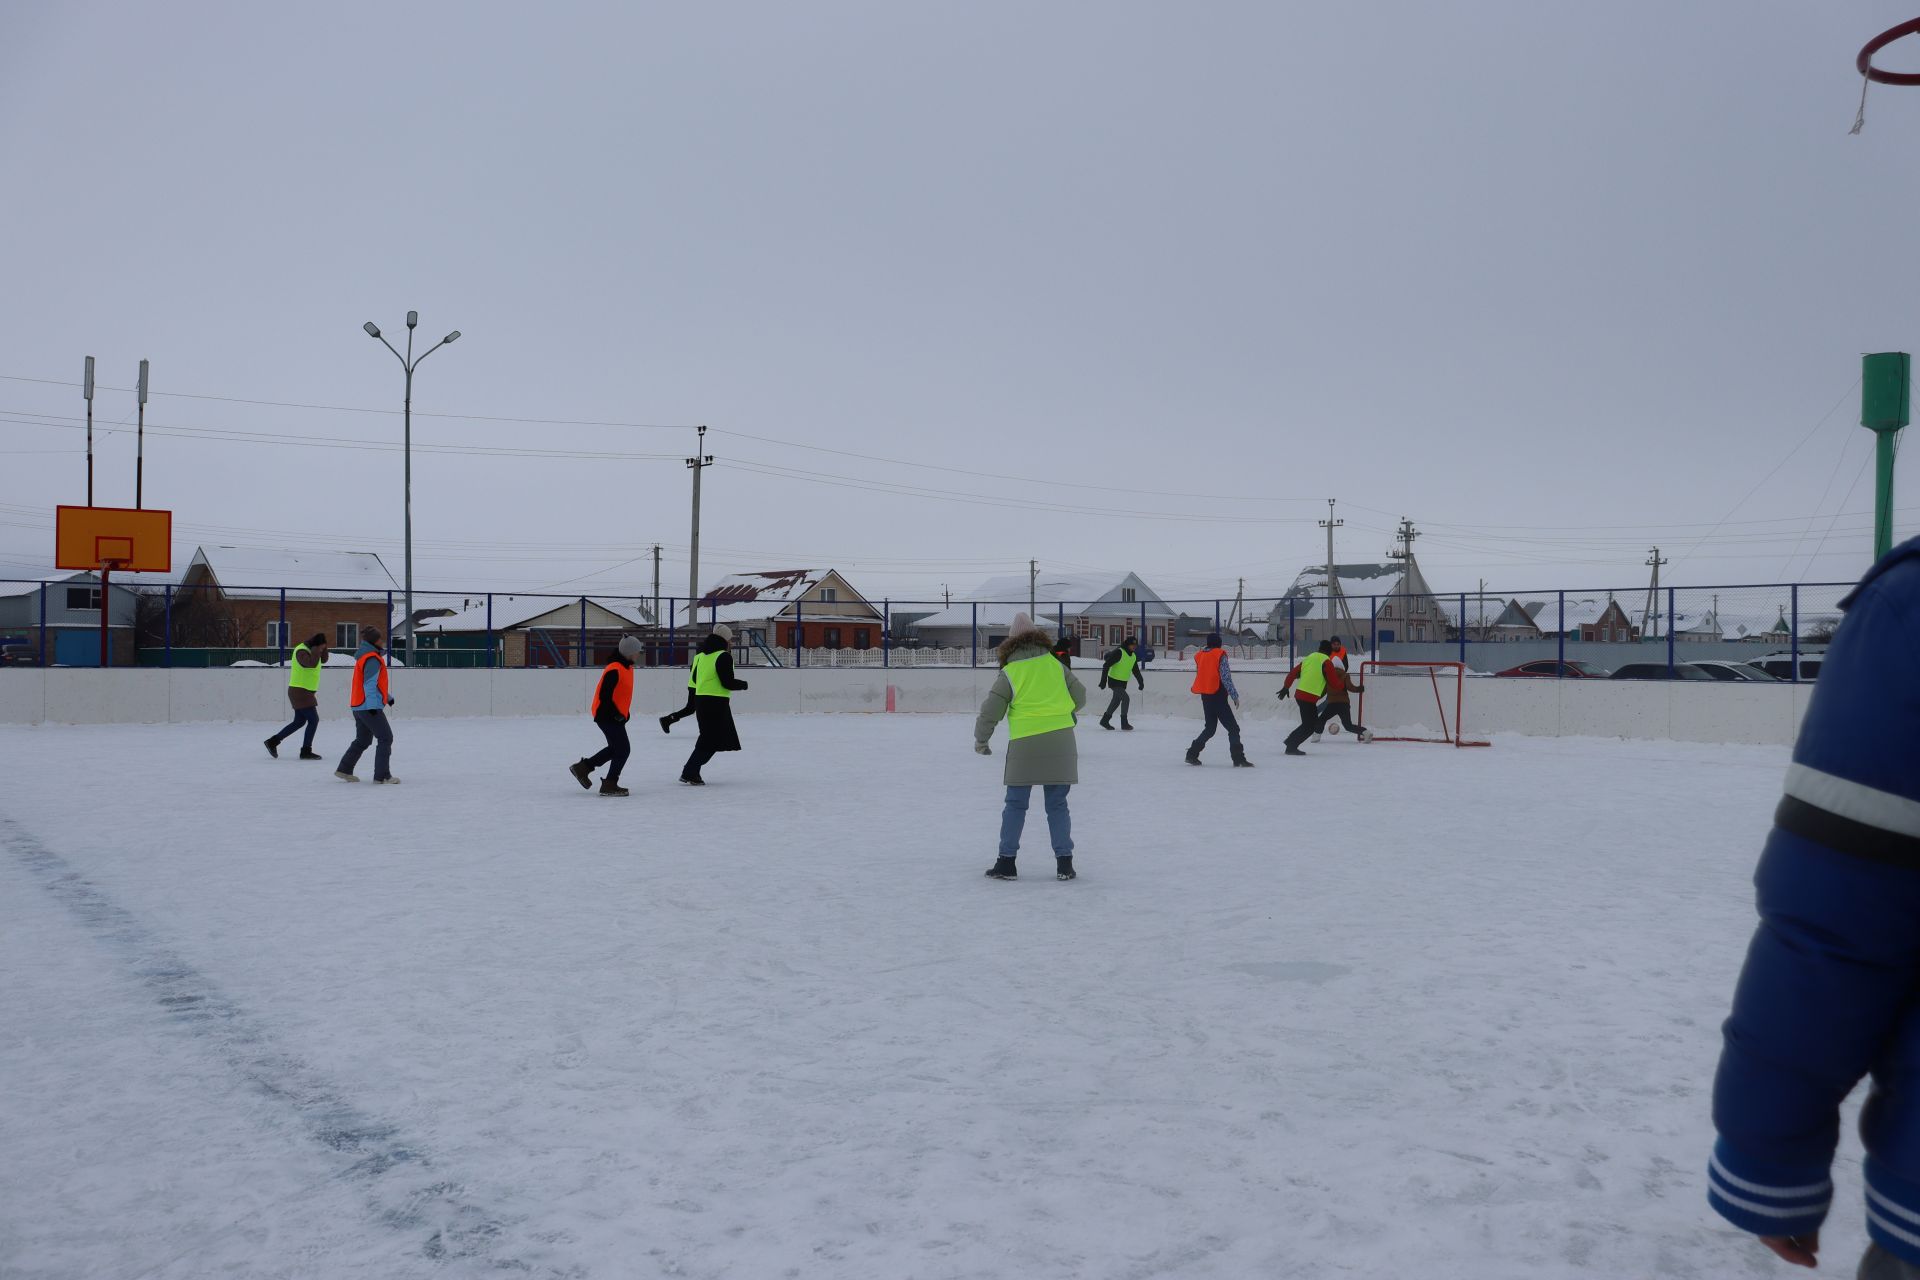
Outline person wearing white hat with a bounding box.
[974,612,1087,881]
[571,634,641,796]
[678,624,748,785]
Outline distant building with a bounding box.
[1495,597,1641,642]
[690,570,883,653]
[173,547,398,653]
[910,572,1178,654]
[0,570,140,665]
[413,595,659,667]
[1268,561,1452,650]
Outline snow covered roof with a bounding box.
[910,571,1175,632]
[188,546,398,601]
[1515,597,1628,632]
[688,569,880,625]
[1274,563,1408,622]
[415,595,656,634]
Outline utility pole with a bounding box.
[1387,516,1421,635]
[1029,559,1037,620]
[1641,547,1668,639]
[1226,577,1246,632]
[651,544,662,624]
[942,584,951,607]
[1319,498,1353,632]
[1477,577,1487,638]
[82,356,95,505]
[686,426,713,628]
[135,359,148,509]
[1861,352,1910,561]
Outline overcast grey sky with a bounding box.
[2,1,1917,606]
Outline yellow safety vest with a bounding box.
[288,643,322,692]
[1297,651,1331,698]
[1109,650,1137,683]
[691,650,730,698]
[1005,653,1076,740]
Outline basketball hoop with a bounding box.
[1852,17,1920,133]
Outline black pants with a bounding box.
[272,706,319,751]
[1321,702,1363,735]
[338,709,394,780]
[683,742,717,780]
[1099,684,1132,727]
[1191,691,1240,754]
[586,716,631,783]
[1284,698,1329,750]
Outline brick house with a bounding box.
[173,547,399,655]
[413,594,660,667]
[690,570,884,655]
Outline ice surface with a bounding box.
[0,713,1863,1277]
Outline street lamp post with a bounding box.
[363,312,460,669]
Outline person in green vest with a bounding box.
[1279,640,1336,756]
[975,612,1088,881]
[679,624,749,786]
[264,632,329,759]
[1097,636,1145,731]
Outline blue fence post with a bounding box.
[1790,585,1800,684]
[1138,600,1146,649]
[1458,593,1467,666]
[668,597,678,668]
[164,584,173,669]
[1058,602,1066,649]
[1214,599,1221,632]
[38,582,47,666]
[1666,587,1676,677]
[883,599,890,668]
[277,588,287,665]
[579,597,587,668]
[793,599,802,668]
[386,592,393,665]
[1557,591,1566,676]
[971,602,978,669]
[1287,598,1296,663]
[485,593,495,668]
[1368,595,1378,661]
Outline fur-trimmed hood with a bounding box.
[995,629,1055,667]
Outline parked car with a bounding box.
[1688,660,1781,683]
[0,639,38,667]
[1751,652,1823,681]
[1493,659,1611,678]
[1610,662,1715,681]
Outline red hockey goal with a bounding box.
[1354,660,1490,747]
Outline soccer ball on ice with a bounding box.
[1326,721,1340,735]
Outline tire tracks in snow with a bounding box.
[0,814,575,1278]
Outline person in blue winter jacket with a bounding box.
[1709,536,1920,1276]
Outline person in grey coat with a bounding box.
[974,613,1087,881]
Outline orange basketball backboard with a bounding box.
[55,505,172,573]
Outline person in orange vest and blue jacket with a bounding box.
[334,628,397,784]
[1186,632,1250,767]
[571,635,641,796]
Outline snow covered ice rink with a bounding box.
[0,711,1855,1278]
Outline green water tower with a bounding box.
[1861,352,1909,561]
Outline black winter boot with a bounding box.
[599,778,630,797]
[264,736,280,758]
[1231,746,1254,768]
[299,748,323,760]
[1185,746,1203,766]
[658,715,673,735]
[1099,719,1114,730]
[570,759,594,790]
[985,856,1018,880]
[1056,856,1076,881]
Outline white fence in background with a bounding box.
[0,666,1816,746]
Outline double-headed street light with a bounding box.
[363,311,461,669]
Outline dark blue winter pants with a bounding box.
[273,706,319,751]
[586,717,630,783]
[338,710,393,780]
[1191,691,1241,754]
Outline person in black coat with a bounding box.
[1097,636,1145,731]
[681,624,749,786]
[572,635,640,796]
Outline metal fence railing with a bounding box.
[0,579,1851,682]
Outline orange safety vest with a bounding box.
[349,650,389,708]
[1191,648,1226,695]
[591,661,634,718]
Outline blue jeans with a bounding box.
[999,784,1072,857]
[273,706,319,751]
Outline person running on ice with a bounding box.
[1097,636,1144,731]
[335,628,397,784]
[975,612,1085,881]
[1279,640,1335,756]
[1706,534,1920,1276]
[1315,651,1371,743]
[679,624,748,786]
[265,632,329,759]
[1185,632,1250,767]
[572,635,640,796]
